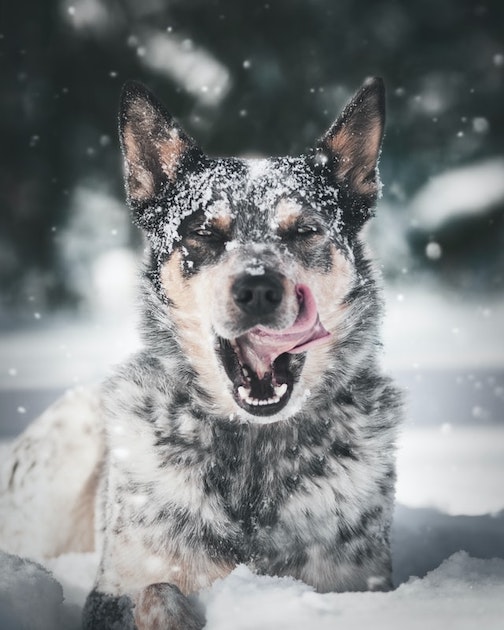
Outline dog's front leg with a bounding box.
[83,583,205,630]
[134,583,205,630]
[81,502,209,629]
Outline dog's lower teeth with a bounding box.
[238,383,288,407]
[243,395,282,407]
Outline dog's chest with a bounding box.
[114,413,379,565]
[104,355,397,578]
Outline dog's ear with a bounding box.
[316,77,385,201]
[119,81,200,208]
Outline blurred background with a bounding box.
[1,0,503,466]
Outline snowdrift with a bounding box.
[1,547,504,630]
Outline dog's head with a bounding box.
[119,79,385,423]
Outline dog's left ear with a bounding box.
[119,81,200,210]
[316,77,385,203]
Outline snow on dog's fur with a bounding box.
[0,78,402,629]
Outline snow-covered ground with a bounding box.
[2,548,503,630]
[1,282,503,628]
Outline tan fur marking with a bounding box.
[327,117,381,195]
[135,586,167,630]
[327,113,382,160]
[157,130,187,182]
[296,244,355,393]
[274,198,302,231]
[102,528,233,596]
[165,554,233,595]
[123,126,155,201]
[122,96,189,202]
[327,121,354,160]
[55,460,102,555]
[160,253,237,416]
[134,582,205,630]
[210,211,233,233]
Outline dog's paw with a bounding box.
[134,583,205,630]
[82,589,136,629]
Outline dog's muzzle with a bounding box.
[217,276,331,420]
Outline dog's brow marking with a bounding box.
[203,200,233,231]
[273,198,303,231]
[210,215,232,233]
[155,162,243,256]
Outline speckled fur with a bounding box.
[2,78,403,630]
[81,78,403,629]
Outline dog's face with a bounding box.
[119,79,385,423]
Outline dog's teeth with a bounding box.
[238,385,251,400]
[239,386,286,407]
[274,383,288,398]
[243,396,281,407]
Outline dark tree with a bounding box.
[1,0,503,316]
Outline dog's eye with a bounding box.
[190,227,226,239]
[188,227,227,244]
[192,228,215,238]
[296,224,320,236]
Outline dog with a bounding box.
[0,77,402,629]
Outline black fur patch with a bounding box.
[82,590,135,630]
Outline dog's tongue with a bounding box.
[236,284,330,378]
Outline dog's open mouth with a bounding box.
[218,285,330,417]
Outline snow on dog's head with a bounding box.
[119,79,385,423]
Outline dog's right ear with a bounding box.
[315,77,385,203]
[119,81,200,209]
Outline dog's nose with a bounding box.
[232,274,283,316]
